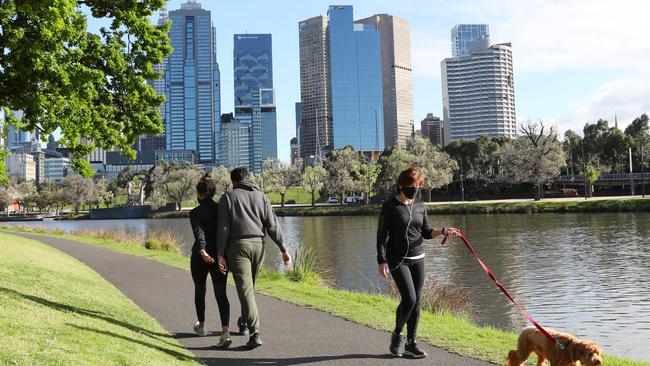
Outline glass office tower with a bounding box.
[166,0,220,163]
[328,5,384,154]
[233,34,276,172]
[451,24,490,57]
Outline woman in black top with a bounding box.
[189,174,231,348]
[376,167,459,359]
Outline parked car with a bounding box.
[327,196,339,204]
[344,196,363,204]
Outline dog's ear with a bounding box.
[569,341,586,361]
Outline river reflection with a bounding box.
[5,212,650,361]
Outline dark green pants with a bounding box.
[227,239,265,333]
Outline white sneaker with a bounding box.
[216,331,232,348]
[193,321,207,336]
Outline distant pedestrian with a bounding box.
[189,173,231,348]
[376,167,460,358]
[216,167,292,349]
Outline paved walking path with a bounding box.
[12,232,496,366]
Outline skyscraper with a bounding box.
[298,15,332,164]
[451,24,490,57]
[233,34,277,172]
[140,9,169,153]
[420,114,444,146]
[441,29,516,143]
[356,14,413,149]
[219,113,251,170]
[328,5,384,155]
[166,0,220,164]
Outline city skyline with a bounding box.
[81,0,649,163]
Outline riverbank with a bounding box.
[148,197,650,218]
[0,233,200,365]
[0,225,646,366]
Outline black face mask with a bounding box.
[402,186,419,199]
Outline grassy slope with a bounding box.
[0,232,200,366]
[1,227,647,366]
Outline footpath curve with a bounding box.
[12,232,496,366]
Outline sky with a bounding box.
[90,0,650,163]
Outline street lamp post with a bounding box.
[642,143,645,198]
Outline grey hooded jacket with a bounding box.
[216,180,286,256]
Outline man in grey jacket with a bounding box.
[216,166,292,349]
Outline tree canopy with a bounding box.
[0,0,171,179]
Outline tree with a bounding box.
[34,180,59,213]
[263,158,303,207]
[211,165,232,200]
[324,147,361,203]
[302,165,327,207]
[584,165,601,198]
[0,189,12,213]
[92,179,114,208]
[14,181,37,212]
[150,163,204,210]
[354,161,380,204]
[500,122,566,200]
[0,0,172,180]
[61,175,95,213]
[406,135,457,201]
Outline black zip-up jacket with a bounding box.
[376,196,433,264]
[189,198,219,256]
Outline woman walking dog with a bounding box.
[376,167,460,358]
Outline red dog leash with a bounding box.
[441,232,565,349]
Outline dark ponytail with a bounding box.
[196,173,216,199]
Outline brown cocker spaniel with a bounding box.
[506,327,603,366]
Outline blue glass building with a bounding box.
[328,5,384,153]
[451,24,490,57]
[165,1,220,164]
[233,34,276,172]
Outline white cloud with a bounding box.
[557,71,650,135]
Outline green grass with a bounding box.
[266,187,323,205]
[1,226,647,366]
[0,232,200,366]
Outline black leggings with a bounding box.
[191,253,230,327]
[390,257,425,340]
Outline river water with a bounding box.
[5,212,650,361]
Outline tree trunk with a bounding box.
[426,188,432,202]
[176,201,181,211]
[311,191,315,207]
[281,193,285,208]
[534,184,542,201]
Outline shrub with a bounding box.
[386,276,472,316]
[145,229,182,254]
[286,244,326,286]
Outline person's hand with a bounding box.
[282,251,292,268]
[217,255,228,274]
[444,227,461,237]
[378,263,389,279]
[200,250,214,264]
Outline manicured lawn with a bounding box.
[0,232,201,366]
[1,227,647,366]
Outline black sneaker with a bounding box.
[237,317,249,336]
[404,339,427,359]
[246,332,263,349]
[389,332,403,357]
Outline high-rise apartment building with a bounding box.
[451,24,490,57]
[442,28,516,143]
[219,113,251,170]
[298,15,332,163]
[233,34,277,172]
[6,153,36,182]
[166,0,220,164]
[290,137,299,165]
[328,5,384,155]
[357,14,413,149]
[420,114,444,146]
